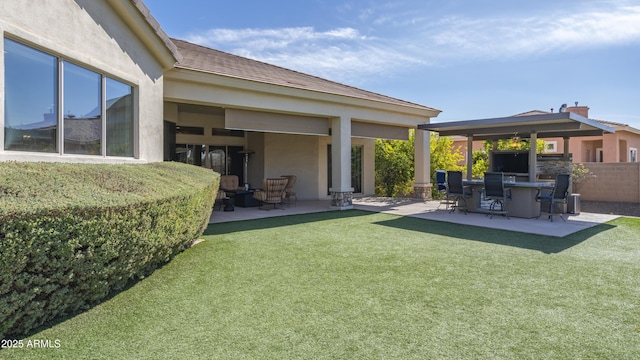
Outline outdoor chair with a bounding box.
[536,174,570,222]
[483,172,512,219]
[281,175,297,207]
[213,188,226,211]
[219,175,244,192]
[435,170,450,209]
[446,171,472,214]
[253,177,288,210]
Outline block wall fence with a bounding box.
[574,162,640,203]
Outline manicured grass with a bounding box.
[3,211,639,359]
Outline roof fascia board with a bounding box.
[436,121,581,137]
[420,112,615,135]
[106,0,180,69]
[166,68,440,120]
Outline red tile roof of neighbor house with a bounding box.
[170,38,440,112]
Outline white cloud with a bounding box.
[182,3,640,84]
[426,5,640,59]
[184,26,398,83]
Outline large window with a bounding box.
[4,39,57,152]
[106,78,134,157]
[4,38,134,156]
[63,61,101,155]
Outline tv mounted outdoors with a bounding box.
[490,151,529,174]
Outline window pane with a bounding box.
[106,78,134,157]
[175,144,204,166]
[63,61,101,155]
[4,38,57,152]
[176,126,204,135]
[327,144,363,194]
[351,145,363,193]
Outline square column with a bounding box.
[330,116,354,209]
[529,131,537,182]
[414,129,432,200]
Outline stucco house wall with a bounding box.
[0,0,173,163]
[163,39,439,203]
[263,133,322,200]
[1,1,440,205]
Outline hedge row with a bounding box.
[0,162,219,338]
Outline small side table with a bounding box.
[226,189,260,207]
[230,190,260,208]
[223,197,235,212]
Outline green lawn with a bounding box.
[3,211,639,359]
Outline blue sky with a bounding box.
[144,0,640,127]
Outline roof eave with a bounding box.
[169,66,442,119]
[107,0,181,70]
[418,112,615,139]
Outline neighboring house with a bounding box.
[452,106,640,164]
[0,0,441,208]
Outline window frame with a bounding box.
[3,37,136,158]
[544,141,557,153]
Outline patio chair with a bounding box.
[219,175,244,192]
[435,170,449,209]
[253,177,288,210]
[446,171,472,214]
[483,172,512,219]
[213,188,226,211]
[281,175,297,207]
[536,174,570,222]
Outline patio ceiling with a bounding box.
[418,112,615,140]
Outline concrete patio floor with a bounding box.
[209,197,620,237]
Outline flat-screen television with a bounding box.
[490,151,529,174]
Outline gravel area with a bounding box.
[581,201,640,218]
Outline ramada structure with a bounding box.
[0,0,441,208]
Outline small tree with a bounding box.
[375,130,464,198]
[375,132,415,197]
[571,163,596,192]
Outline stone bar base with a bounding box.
[413,184,433,200]
[330,191,353,210]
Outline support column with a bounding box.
[466,135,474,180]
[529,132,538,182]
[414,129,432,200]
[330,116,353,209]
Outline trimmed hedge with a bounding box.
[0,161,219,338]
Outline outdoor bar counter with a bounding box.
[463,180,554,218]
[418,112,616,219]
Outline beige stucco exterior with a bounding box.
[163,65,437,201]
[0,0,173,163]
[1,0,441,204]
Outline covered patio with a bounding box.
[418,111,615,181]
[164,39,440,210]
[418,112,615,218]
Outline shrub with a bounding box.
[0,162,219,338]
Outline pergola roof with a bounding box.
[418,112,615,140]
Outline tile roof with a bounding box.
[593,119,628,127]
[513,110,551,117]
[170,38,439,112]
[515,110,635,130]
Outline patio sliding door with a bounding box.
[175,144,244,182]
